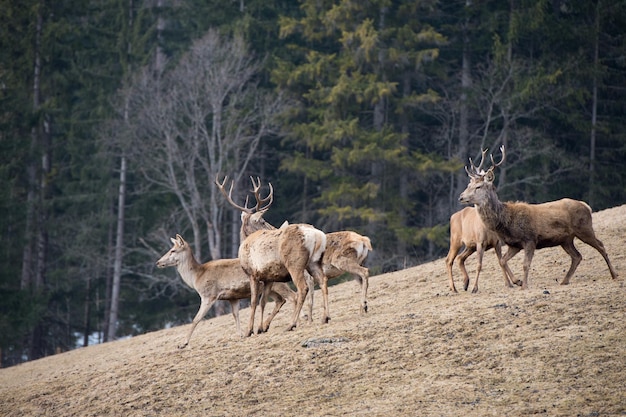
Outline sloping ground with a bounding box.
[1,205,625,417]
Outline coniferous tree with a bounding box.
[275,0,454,268]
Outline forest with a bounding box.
[0,0,624,367]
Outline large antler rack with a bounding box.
[464,145,506,179]
[215,174,274,214]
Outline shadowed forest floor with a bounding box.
[1,205,625,416]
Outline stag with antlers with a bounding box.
[216,176,328,334]
[459,146,618,289]
[216,175,372,322]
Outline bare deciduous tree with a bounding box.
[126,30,285,260]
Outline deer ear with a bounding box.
[485,169,495,182]
[175,234,185,246]
[170,237,178,245]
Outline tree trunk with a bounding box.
[26,2,45,361]
[107,155,127,341]
[155,0,166,72]
[83,273,91,347]
[396,71,411,261]
[102,204,114,342]
[454,0,473,211]
[230,208,239,259]
[36,116,51,292]
[589,0,600,207]
[21,3,45,293]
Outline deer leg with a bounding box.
[457,246,475,292]
[256,281,266,334]
[305,261,329,324]
[560,241,582,285]
[319,274,330,324]
[331,258,369,314]
[229,299,242,337]
[577,234,619,280]
[180,296,215,348]
[501,246,523,286]
[346,267,369,314]
[258,282,267,334]
[446,244,461,293]
[287,272,309,332]
[246,278,260,337]
[471,244,485,293]
[494,242,514,288]
[261,286,286,333]
[304,271,315,323]
[521,245,536,290]
[359,268,369,314]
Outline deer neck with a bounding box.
[176,249,201,290]
[475,188,506,232]
[240,214,276,241]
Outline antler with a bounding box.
[465,148,488,178]
[215,174,274,214]
[469,148,488,174]
[249,176,274,212]
[490,145,506,169]
[215,174,254,214]
[464,146,506,179]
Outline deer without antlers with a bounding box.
[217,175,372,320]
[445,206,517,293]
[459,146,619,289]
[156,234,295,347]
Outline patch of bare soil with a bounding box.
[2,205,625,417]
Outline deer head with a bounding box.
[156,234,188,268]
[215,175,276,238]
[459,146,506,205]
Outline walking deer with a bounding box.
[459,146,619,289]
[156,234,295,347]
[216,175,372,321]
[445,206,518,293]
[238,222,327,335]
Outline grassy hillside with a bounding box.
[2,205,625,417]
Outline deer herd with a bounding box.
[156,146,618,348]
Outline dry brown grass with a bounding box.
[2,205,626,417]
